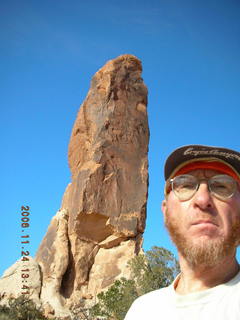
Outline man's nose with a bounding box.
[192,182,214,210]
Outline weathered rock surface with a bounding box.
[0,257,41,305]
[36,209,71,317]
[0,54,149,316]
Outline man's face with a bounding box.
[162,169,240,268]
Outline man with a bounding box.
[125,145,240,319]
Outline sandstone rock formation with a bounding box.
[0,257,41,306]
[0,54,149,317]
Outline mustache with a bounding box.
[190,216,219,226]
[165,208,219,227]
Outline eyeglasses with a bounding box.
[169,174,237,201]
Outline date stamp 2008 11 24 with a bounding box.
[20,205,30,295]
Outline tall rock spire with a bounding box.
[1,54,149,317]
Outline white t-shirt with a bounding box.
[124,271,240,320]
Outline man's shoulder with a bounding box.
[124,286,174,319]
[133,285,173,305]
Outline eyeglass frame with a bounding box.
[167,174,238,201]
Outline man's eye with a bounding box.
[211,180,228,188]
[214,184,227,189]
[180,183,195,189]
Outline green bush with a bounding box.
[0,296,47,320]
[91,278,138,320]
[129,246,179,295]
[90,246,179,320]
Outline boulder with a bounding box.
[0,256,41,306]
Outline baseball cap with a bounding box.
[164,145,240,181]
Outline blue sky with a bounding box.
[1,0,240,276]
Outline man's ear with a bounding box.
[161,199,167,221]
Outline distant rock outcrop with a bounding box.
[0,257,41,305]
[0,54,149,317]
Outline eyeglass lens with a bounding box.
[171,174,237,200]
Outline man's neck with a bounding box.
[175,254,240,295]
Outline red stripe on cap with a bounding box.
[174,161,240,183]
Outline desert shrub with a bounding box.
[0,296,47,320]
[90,246,179,320]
